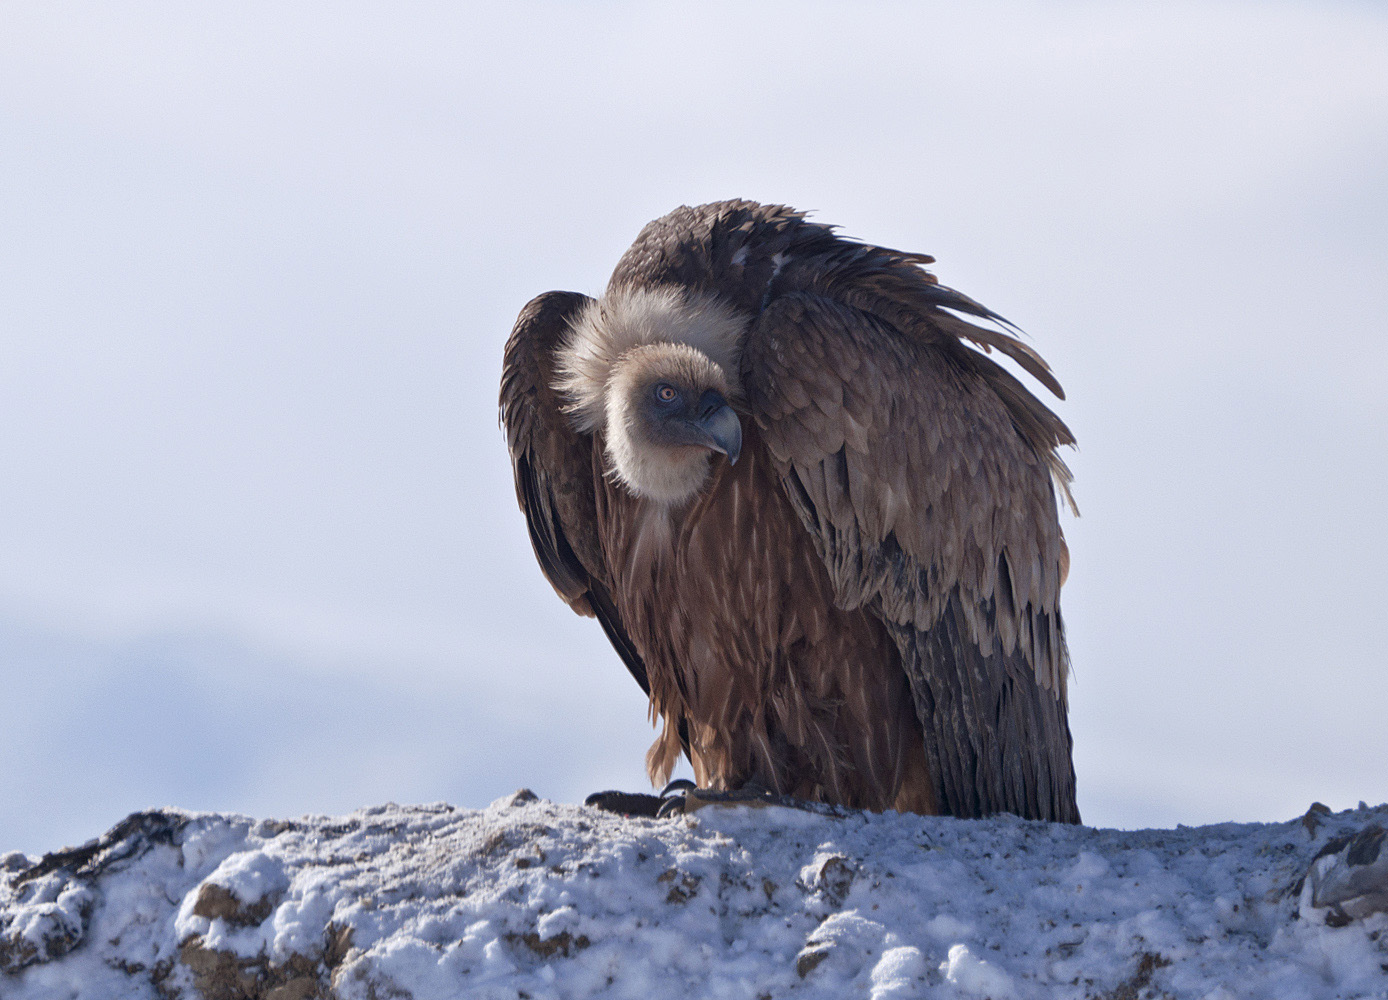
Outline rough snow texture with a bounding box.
[2,794,1386,999]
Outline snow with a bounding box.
[2,795,1386,999]
[939,942,1016,997]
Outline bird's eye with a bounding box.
[654,383,679,404]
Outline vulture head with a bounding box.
[555,285,747,504]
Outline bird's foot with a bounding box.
[654,779,839,817]
[583,779,696,818]
[585,779,842,818]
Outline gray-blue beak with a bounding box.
[687,390,742,465]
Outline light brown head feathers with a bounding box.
[553,285,746,433]
[554,286,747,504]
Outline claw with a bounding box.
[656,795,687,819]
[660,778,697,797]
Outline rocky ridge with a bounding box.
[2,795,1386,999]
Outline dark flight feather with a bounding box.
[499,290,652,696]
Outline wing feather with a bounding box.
[500,290,652,696]
[742,291,1079,822]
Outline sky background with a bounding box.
[1,1,1385,855]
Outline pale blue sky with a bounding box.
[2,1,1385,853]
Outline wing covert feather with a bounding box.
[743,292,1078,821]
[500,290,651,695]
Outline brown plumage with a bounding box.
[499,200,1080,822]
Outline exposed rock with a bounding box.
[794,942,831,977]
[506,929,590,959]
[1097,950,1171,1000]
[0,874,92,973]
[179,928,349,1000]
[656,866,701,903]
[190,883,279,927]
[798,852,857,908]
[0,809,186,974]
[1303,821,1388,924]
[1301,801,1332,838]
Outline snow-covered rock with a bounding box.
[2,794,1386,999]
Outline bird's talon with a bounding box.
[653,785,807,816]
[655,795,688,819]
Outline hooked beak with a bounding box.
[688,392,742,465]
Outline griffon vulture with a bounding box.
[500,201,1079,823]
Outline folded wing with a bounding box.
[499,291,652,696]
[742,290,1080,822]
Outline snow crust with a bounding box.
[2,795,1386,999]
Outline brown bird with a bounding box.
[499,201,1080,823]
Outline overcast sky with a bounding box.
[2,1,1385,854]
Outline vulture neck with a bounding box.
[626,500,677,584]
[608,450,739,590]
